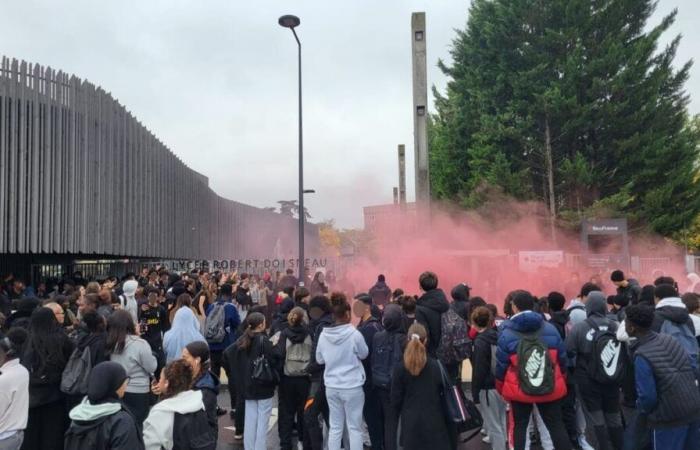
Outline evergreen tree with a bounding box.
[431,0,700,236]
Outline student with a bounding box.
[143,360,209,450]
[566,291,624,450]
[610,270,642,306]
[415,271,449,357]
[398,295,417,331]
[625,304,700,450]
[494,291,571,450]
[368,275,391,308]
[204,283,241,381]
[303,295,335,450]
[163,307,205,363]
[228,312,277,450]
[119,280,139,326]
[390,323,451,450]
[64,362,144,450]
[353,293,384,450]
[273,307,312,450]
[66,311,108,410]
[21,307,74,450]
[181,341,219,443]
[138,287,168,369]
[0,331,29,450]
[107,310,157,425]
[316,293,369,450]
[471,306,507,450]
[370,304,406,450]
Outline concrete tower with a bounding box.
[411,12,430,204]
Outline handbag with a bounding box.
[251,336,279,385]
[437,360,483,440]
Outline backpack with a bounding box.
[64,417,107,450]
[172,409,217,450]
[585,318,626,385]
[437,306,471,365]
[204,303,226,344]
[660,320,700,369]
[284,335,312,377]
[60,346,92,395]
[515,328,554,396]
[564,305,584,337]
[372,332,404,389]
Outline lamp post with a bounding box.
[278,14,305,283]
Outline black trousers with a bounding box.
[279,376,311,450]
[304,380,329,450]
[577,379,624,450]
[363,385,384,450]
[210,349,224,379]
[21,400,68,450]
[123,392,150,426]
[511,401,572,450]
[561,382,579,442]
[378,388,399,450]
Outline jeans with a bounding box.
[0,431,23,450]
[244,398,274,450]
[326,386,365,450]
[479,390,507,450]
[511,401,572,450]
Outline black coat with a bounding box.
[76,331,108,367]
[470,327,497,403]
[193,371,220,441]
[391,358,451,450]
[64,408,144,450]
[307,313,334,381]
[23,332,74,408]
[224,333,277,400]
[415,289,450,357]
[357,316,383,385]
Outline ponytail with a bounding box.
[404,323,428,376]
[237,312,265,351]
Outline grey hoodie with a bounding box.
[565,291,618,374]
[316,323,368,389]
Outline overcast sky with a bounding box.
[1,0,698,228]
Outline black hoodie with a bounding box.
[274,323,311,377]
[307,313,334,380]
[549,310,569,340]
[415,289,450,357]
[450,284,470,321]
[471,327,498,403]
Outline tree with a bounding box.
[275,200,312,221]
[431,0,700,237]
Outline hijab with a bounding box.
[163,307,205,363]
[87,361,127,404]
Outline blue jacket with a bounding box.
[495,311,568,383]
[205,297,241,351]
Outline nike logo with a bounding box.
[525,349,545,386]
[601,340,621,376]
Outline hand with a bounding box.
[150,379,162,396]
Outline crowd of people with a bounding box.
[1,266,700,450]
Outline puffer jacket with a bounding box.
[495,310,567,404]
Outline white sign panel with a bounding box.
[518,251,564,272]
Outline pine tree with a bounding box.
[430,0,700,236]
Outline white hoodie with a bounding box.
[316,323,368,389]
[143,389,205,450]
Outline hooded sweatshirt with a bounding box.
[143,390,205,450]
[120,280,139,325]
[316,323,368,389]
[565,292,618,376]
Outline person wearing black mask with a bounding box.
[21,307,74,450]
[64,362,144,450]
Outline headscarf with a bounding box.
[163,307,205,363]
[87,361,127,404]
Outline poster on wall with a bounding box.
[518,251,564,272]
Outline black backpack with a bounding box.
[515,328,555,396]
[586,318,626,385]
[371,332,404,389]
[173,409,216,450]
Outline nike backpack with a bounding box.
[586,318,626,385]
[515,328,554,396]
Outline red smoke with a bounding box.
[342,200,689,305]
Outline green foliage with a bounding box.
[430,0,700,236]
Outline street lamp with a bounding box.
[278,14,305,282]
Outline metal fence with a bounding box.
[0,56,316,260]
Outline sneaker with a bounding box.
[578,435,594,450]
[482,435,491,444]
[216,406,227,416]
[234,433,243,441]
[480,428,488,436]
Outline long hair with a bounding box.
[106,309,136,355]
[404,323,428,376]
[237,312,266,351]
[185,341,211,379]
[24,307,68,373]
[160,359,194,400]
[330,292,350,323]
[288,307,308,327]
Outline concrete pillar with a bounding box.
[411,12,430,204]
[393,187,399,205]
[398,144,406,204]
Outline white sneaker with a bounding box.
[480,428,488,436]
[578,435,595,450]
[482,435,491,444]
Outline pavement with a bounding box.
[214,387,493,450]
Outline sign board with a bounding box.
[518,251,564,272]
